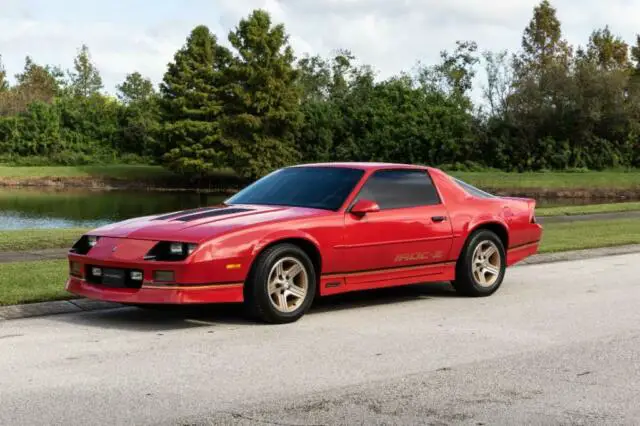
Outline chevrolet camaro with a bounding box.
[66,163,543,323]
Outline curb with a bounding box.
[2,244,640,321]
[0,299,122,321]
[515,243,640,265]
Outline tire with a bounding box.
[451,229,506,297]
[244,243,317,324]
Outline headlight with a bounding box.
[170,243,183,255]
[70,235,101,255]
[144,242,199,261]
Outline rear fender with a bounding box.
[451,215,510,260]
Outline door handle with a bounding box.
[431,216,446,223]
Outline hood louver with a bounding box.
[175,207,253,222]
[152,207,216,221]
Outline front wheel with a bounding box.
[451,229,506,297]
[244,243,317,324]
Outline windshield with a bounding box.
[226,166,365,211]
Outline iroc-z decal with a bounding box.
[394,251,444,263]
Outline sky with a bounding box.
[1,0,639,98]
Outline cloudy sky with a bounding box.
[1,0,638,96]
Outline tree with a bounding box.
[515,0,572,78]
[69,44,103,97]
[116,72,155,104]
[159,25,232,175]
[481,50,514,117]
[0,55,8,92]
[222,9,303,179]
[582,26,629,70]
[116,72,160,157]
[0,56,63,115]
[420,40,480,105]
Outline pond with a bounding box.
[0,188,228,230]
[0,188,632,230]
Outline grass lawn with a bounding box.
[537,201,640,216]
[0,259,72,306]
[451,170,640,190]
[0,164,176,180]
[2,218,639,306]
[0,165,244,183]
[539,218,640,253]
[0,228,88,252]
[1,165,639,190]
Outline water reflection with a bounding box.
[0,188,228,230]
[0,187,635,230]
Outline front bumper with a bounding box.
[65,237,248,304]
[65,277,244,304]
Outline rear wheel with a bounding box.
[451,229,506,297]
[244,243,317,324]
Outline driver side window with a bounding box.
[354,169,441,210]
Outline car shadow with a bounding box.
[52,281,457,332]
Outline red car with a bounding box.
[66,163,542,323]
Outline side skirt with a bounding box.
[319,262,457,296]
[506,241,540,266]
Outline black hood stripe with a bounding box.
[175,207,254,222]
[152,207,219,221]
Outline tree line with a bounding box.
[1,0,639,179]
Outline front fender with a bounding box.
[250,229,322,257]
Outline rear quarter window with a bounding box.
[355,169,441,209]
[452,178,496,199]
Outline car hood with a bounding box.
[88,204,330,242]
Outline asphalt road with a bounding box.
[1,253,639,426]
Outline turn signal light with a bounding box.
[70,261,83,277]
[153,271,175,282]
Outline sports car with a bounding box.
[66,162,543,323]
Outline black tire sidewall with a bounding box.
[247,243,317,323]
[458,230,506,295]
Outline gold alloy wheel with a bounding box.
[267,257,309,313]
[471,240,501,287]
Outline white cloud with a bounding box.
[1,0,639,99]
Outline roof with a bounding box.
[290,162,431,171]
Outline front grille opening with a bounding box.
[86,265,144,289]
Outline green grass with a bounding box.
[0,259,72,306]
[537,201,640,216]
[0,228,88,252]
[0,165,174,180]
[451,170,640,190]
[1,218,639,306]
[1,166,639,190]
[539,218,640,253]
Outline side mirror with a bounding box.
[350,199,380,216]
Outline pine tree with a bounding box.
[222,9,303,179]
[0,55,8,92]
[516,0,572,77]
[69,44,103,97]
[159,25,232,175]
[117,72,155,104]
[584,26,629,70]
